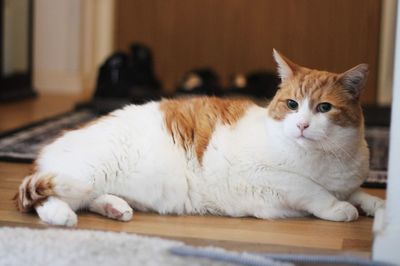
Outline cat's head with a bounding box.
[268,49,368,148]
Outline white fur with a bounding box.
[273,49,293,80]
[36,197,77,226]
[89,194,133,221]
[33,101,380,226]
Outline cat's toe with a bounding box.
[104,203,133,221]
[61,211,78,227]
[338,202,359,221]
[120,209,133,221]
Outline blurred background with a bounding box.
[0,0,396,105]
[0,1,397,261]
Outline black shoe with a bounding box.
[94,43,162,104]
[176,68,223,97]
[226,70,280,99]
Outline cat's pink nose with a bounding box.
[297,122,310,131]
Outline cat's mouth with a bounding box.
[296,134,315,141]
[295,135,317,147]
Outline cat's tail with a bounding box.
[14,173,55,212]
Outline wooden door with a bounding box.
[115,0,381,103]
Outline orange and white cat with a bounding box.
[15,50,384,226]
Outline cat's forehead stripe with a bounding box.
[296,73,333,100]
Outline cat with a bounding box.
[15,50,385,227]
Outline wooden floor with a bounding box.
[0,95,385,257]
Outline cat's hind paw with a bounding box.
[36,197,78,227]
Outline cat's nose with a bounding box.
[297,122,310,131]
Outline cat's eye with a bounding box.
[287,99,298,110]
[316,102,332,113]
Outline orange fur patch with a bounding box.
[160,97,253,163]
[268,67,363,127]
[14,173,55,212]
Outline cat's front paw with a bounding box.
[103,203,133,221]
[89,194,134,222]
[319,201,358,222]
[360,197,385,216]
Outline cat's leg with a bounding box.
[348,189,385,216]
[308,198,359,222]
[288,185,358,221]
[35,196,78,227]
[16,172,95,226]
[259,173,359,222]
[88,194,133,221]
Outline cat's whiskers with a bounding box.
[328,141,361,169]
[320,134,361,167]
[311,129,359,169]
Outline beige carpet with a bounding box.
[0,227,286,266]
[0,227,222,266]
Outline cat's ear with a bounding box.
[339,64,369,99]
[273,49,299,80]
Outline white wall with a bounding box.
[373,2,400,264]
[377,0,397,106]
[2,0,29,75]
[33,0,114,95]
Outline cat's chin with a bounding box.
[294,136,316,147]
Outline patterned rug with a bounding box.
[0,109,388,188]
[0,109,98,162]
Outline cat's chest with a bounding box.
[263,142,365,195]
[292,149,364,195]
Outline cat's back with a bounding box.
[37,97,257,172]
[159,96,255,163]
[36,101,164,173]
